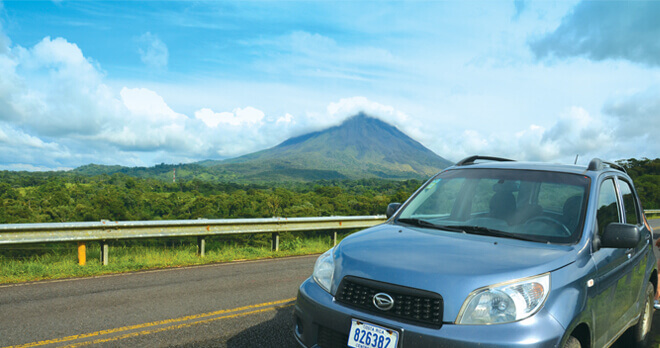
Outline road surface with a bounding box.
[0,255,312,347]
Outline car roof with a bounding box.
[445,156,627,178]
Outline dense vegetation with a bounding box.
[617,158,660,210]
[0,158,658,224]
[0,172,421,224]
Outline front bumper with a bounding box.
[293,277,566,348]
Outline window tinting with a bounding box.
[619,179,639,225]
[596,179,620,236]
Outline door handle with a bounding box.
[625,248,634,259]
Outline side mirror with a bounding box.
[600,223,640,249]
[386,203,402,219]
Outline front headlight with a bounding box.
[457,273,550,325]
[312,248,335,293]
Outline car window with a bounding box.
[470,178,518,215]
[539,183,584,214]
[413,178,465,217]
[397,168,590,244]
[618,179,639,225]
[596,178,620,236]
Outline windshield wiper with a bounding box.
[396,218,464,232]
[451,225,543,242]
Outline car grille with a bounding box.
[335,276,443,328]
[318,326,349,348]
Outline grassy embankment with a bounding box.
[0,234,340,284]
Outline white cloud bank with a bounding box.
[0,29,654,171]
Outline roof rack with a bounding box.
[587,158,627,173]
[456,155,515,166]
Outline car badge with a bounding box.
[373,293,395,311]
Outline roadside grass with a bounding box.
[0,233,340,284]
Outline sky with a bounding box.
[0,0,659,171]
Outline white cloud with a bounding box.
[419,106,617,164]
[121,87,186,123]
[0,24,650,171]
[194,106,264,128]
[277,113,294,125]
[7,36,115,137]
[0,34,206,167]
[600,86,660,159]
[327,97,408,125]
[191,106,291,157]
[604,86,660,137]
[137,32,168,69]
[194,108,223,128]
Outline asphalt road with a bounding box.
[652,218,660,239]
[1,221,659,348]
[0,255,313,348]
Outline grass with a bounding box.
[0,233,340,284]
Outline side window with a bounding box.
[618,179,639,225]
[596,178,620,236]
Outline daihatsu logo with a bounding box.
[373,293,394,311]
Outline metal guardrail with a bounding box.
[0,216,387,245]
[0,216,388,265]
[0,211,657,266]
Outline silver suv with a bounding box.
[294,156,657,348]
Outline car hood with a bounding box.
[332,223,578,322]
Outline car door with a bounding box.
[590,177,631,347]
[615,177,648,320]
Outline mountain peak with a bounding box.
[215,113,452,181]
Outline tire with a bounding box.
[563,336,581,348]
[630,282,655,348]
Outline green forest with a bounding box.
[0,158,658,225]
[0,173,420,224]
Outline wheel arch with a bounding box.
[650,267,657,296]
[568,323,591,348]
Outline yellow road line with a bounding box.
[4,298,296,348]
[60,303,295,348]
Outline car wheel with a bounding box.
[563,336,581,348]
[630,282,654,348]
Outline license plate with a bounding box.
[347,319,399,348]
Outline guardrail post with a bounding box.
[333,231,337,246]
[77,242,86,266]
[271,233,280,252]
[197,236,205,257]
[100,240,109,266]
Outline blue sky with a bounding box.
[0,0,659,170]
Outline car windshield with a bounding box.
[396,168,590,244]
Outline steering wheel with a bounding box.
[524,216,571,236]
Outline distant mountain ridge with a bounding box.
[74,114,453,182]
